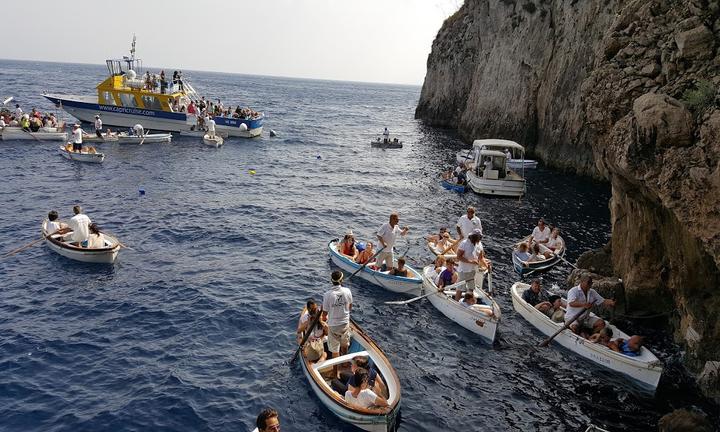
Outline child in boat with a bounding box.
[344,368,389,410]
[388,257,409,277]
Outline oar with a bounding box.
[539,308,590,347]
[385,280,465,305]
[347,245,386,282]
[1,227,70,259]
[439,237,461,256]
[556,253,577,269]
[138,130,148,146]
[290,306,323,364]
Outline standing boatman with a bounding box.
[72,124,83,152]
[207,115,216,139]
[382,127,390,143]
[94,115,103,140]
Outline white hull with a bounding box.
[456,150,537,169]
[116,133,172,144]
[1,127,68,141]
[300,314,401,432]
[203,134,224,147]
[82,133,118,143]
[42,220,119,263]
[466,171,525,197]
[328,240,422,295]
[60,105,261,137]
[511,282,663,390]
[59,147,105,163]
[178,130,229,138]
[422,266,500,342]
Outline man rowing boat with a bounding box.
[455,229,490,299]
[376,213,409,271]
[566,274,616,337]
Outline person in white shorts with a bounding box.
[376,212,409,271]
[455,229,491,299]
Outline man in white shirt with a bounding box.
[529,218,551,245]
[14,104,23,119]
[72,124,83,152]
[68,205,92,247]
[455,229,490,298]
[456,206,483,239]
[94,115,103,139]
[45,210,67,235]
[382,127,389,142]
[344,368,389,410]
[566,274,616,336]
[376,212,409,271]
[322,271,353,374]
[133,124,144,137]
[207,116,216,139]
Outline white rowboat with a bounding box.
[203,134,224,147]
[511,282,663,390]
[422,266,501,342]
[299,311,401,432]
[59,146,105,163]
[1,126,68,141]
[82,133,119,143]
[511,236,566,276]
[42,220,120,263]
[328,239,422,295]
[116,132,172,143]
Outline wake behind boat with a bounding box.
[328,239,422,295]
[298,310,401,432]
[511,282,663,390]
[43,36,263,138]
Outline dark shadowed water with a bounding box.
[0,60,716,431]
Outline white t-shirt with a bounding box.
[46,220,61,234]
[72,128,83,144]
[322,285,353,327]
[0,118,6,127]
[87,233,105,248]
[69,213,92,243]
[207,119,216,132]
[299,311,324,341]
[344,388,379,409]
[94,118,102,130]
[457,214,483,238]
[565,285,605,323]
[377,223,401,249]
[133,124,144,135]
[456,239,482,273]
[532,226,551,243]
[547,235,564,251]
[15,107,23,117]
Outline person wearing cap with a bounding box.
[322,270,353,376]
[566,274,616,337]
[337,231,358,260]
[456,206,482,239]
[455,228,490,299]
[71,124,83,152]
[94,115,103,139]
[529,218,551,246]
[68,205,92,247]
[376,213,409,272]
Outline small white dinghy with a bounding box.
[511,282,663,390]
[82,132,119,143]
[422,266,501,342]
[178,130,229,138]
[42,220,120,263]
[298,309,401,432]
[59,144,105,163]
[1,126,68,141]
[328,239,422,295]
[116,132,172,144]
[203,133,224,148]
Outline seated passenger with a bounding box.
[86,223,106,248]
[543,295,566,323]
[425,255,446,285]
[459,292,476,307]
[355,241,375,265]
[344,368,389,410]
[388,257,409,277]
[296,299,328,363]
[45,210,68,235]
[331,355,387,397]
[435,232,455,253]
[589,327,613,346]
[337,231,358,260]
[426,227,448,244]
[527,244,543,262]
[514,242,531,264]
[522,279,549,308]
[608,335,644,356]
[437,258,458,291]
[544,228,565,257]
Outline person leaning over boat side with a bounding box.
[322,271,353,373]
[455,230,490,300]
[566,274,616,337]
[71,124,83,152]
[133,124,144,137]
[376,213,409,272]
[529,218,551,246]
[255,408,280,432]
[46,210,68,235]
[456,206,482,239]
[68,205,92,247]
[86,223,105,249]
[344,368,389,411]
[297,299,328,363]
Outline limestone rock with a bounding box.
[633,93,694,148]
[675,26,715,60]
[658,409,713,432]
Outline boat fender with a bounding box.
[249,169,256,175]
[239,123,248,131]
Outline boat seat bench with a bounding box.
[313,350,370,371]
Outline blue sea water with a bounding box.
[0,60,716,432]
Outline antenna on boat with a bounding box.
[130,34,136,60]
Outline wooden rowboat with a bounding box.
[203,133,224,147]
[42,220,120,263]
[59,145,105,163]
[511,282,663,390]
[511,236,566,276]
[298,310,401,432]
[439,178,467,193]
[422,265,501,342]
[328,239,422,295]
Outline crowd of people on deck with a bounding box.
[45,206,106,249]
[0,104,61,132]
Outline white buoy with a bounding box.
[239,123,248,131]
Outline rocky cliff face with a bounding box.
[417,0,720,401]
